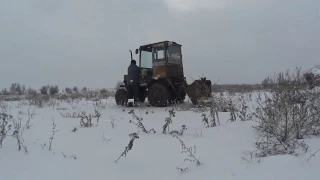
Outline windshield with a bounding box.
[140,50,153,69]
[167,45,182,64]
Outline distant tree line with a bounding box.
[0,83,92,96]
[0,83,113,97]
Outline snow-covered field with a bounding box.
[0,93,319,180]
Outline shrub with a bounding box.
[65,87,72,94]
[40,86,48,95]
[253,67,320,157]
[81,87,87,93]
[49,85,59,95]
[26,88,37,95]
[73,86,78,93]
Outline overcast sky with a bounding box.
[0,0,319,89]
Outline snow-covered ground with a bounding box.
[0,93,319,180]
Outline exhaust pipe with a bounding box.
[129,50,133,61]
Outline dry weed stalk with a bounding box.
[307,148,320,161]
[0,113,12,147]
[12,117,28,153]
[94,108,101,127]
[208,99,220,126]
[236,94,252,121]
[228,100,237,122]
[191,128,203,138]
[79,112,93,128]
[25,108,35,129]
[93,100,107,109]
[62,152,77,159]
[60,111,83,118]
[162,108,175,134]
[173,135,201,166]
[102,132,112,143]
[0,101,9,114]
[49,118,58,151]
[0,114,27,153]
[79,109,101,128]
[129,110,155,134]
[169,125,187,136]
[114,132,139,163]
[110,116,116,129]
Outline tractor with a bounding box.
[115,40,212,107]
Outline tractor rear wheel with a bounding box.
[148,82,170,107]
[115,89,127,106]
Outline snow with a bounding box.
[0,94,319,180]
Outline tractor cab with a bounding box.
[135,41,184,85]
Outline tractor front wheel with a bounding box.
[148,82,170,107]
[177,90,186,103]
[115,89,127,106]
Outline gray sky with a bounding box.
[1,0,319,90]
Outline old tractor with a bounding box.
[115,40,212,107]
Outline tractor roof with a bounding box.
[139,41,181,48]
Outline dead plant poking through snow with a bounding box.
[129,110,155,134]
[0,113,12,148]
[25,108,35,129]
[173,135,201,169]
[49,118,58,151]
[163,108,175,134]
[199,98,221,127]
[110,116,116,129]
[93,100,107,109]
[228,100,237,122]
[169,125,187,136]
[0,113,28,153]
[79,110,101,128]
[114,132,139,163]
[201,111,219,128]
[208,99,220,126]
[94,109,101,127]
[12,117,28,153]
[236,94,252,121]
[79,112,93,128]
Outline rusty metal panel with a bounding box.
[153,65,166,79]
[153,60,166,66]
[165,64,183,77]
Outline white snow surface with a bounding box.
[0,94,319,180]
